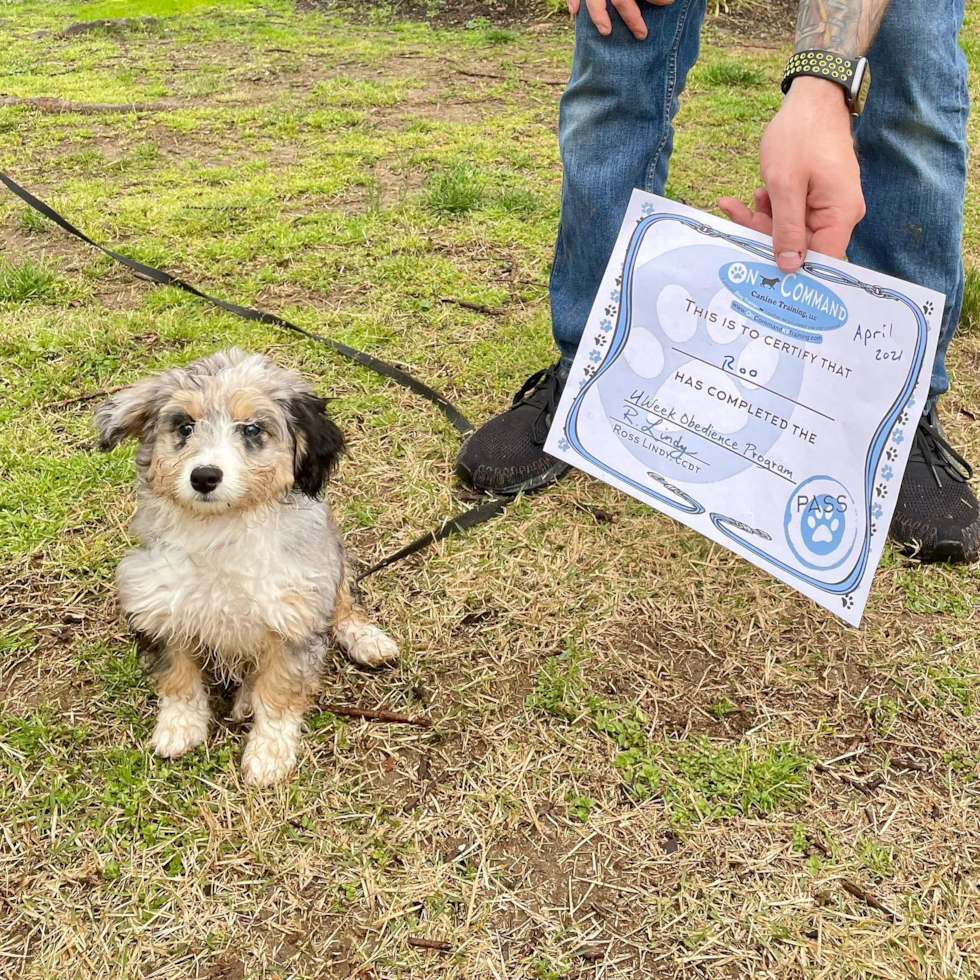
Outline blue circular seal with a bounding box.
[784,476,858,571]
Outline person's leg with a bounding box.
[551,0,707,365]
[849,0,978,563]
[458,0,707,494]
[848,0,968,406]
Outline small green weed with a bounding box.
[527,645,589,719]
[565,792,595,821]
[424,164,487,216]
[707,697,737,719]
[700,59,766,87]
[0,257,59,303]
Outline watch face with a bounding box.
[851,60,871,115]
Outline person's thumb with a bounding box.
[766,174,808,273]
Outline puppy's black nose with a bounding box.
[190,465,223,494]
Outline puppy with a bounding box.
[96,348,398,786]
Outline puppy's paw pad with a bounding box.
[348,627,399,667]
[151,713,208,759]
[242,738,297,786]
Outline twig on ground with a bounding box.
[0,97,172,113]
[440,296,499,315]
[814,762,879,795]
[841,880,897,921]
[406,937,451,952]
[42,385,127,410]
[888,757,929,773]
[324,705,432,727]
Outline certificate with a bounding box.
[545,191,944,625]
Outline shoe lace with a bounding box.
[509,362,565,445]
[910,406,973,488]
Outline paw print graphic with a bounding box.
[892,428,905,445]
[641,202,656,215]
[801,506,846,556]
[604,305,617,317]
[882,465,894,481]
[923,300,935,317]
[584,364,597,379]
[886,447,897,462]
[870,521,878,536]
[578,378,588,390]
[842,595,854,610]
[615,276,622,287]
[610,289,621,302]
[557,437,570,452]
[875,483,888,499]
[899,411,909,426]
[872,503,883,520]
[594,333,608,347]
[589,349,602,364]
[600,318,613,332]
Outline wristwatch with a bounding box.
[781,50,871,116]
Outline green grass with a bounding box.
[962,266,980,333]
[1,1,979,976]
[528,647,812,821]
[0,257,61,303]
[424,163,488,216]
[699,59,766,88]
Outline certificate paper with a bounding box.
[545,191,943,625]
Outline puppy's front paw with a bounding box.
[241,733,298,786]
[152,695,209,759]
[345,624,400,667]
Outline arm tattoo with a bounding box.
[795,0,892,56]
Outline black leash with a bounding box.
[1,171,510,579]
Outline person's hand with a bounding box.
[718,77,866,273]
[567,0,675,41]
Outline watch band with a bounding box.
[781,49,865,111]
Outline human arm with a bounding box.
[718,0,892,272]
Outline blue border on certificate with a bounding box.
[564,213,929,598]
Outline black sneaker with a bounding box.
[456,363,571,495]
[890,404,980,563]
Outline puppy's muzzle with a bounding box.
[190,465,223,495]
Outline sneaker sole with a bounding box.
[456,457,572,497]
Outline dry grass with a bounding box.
[1,1,979,978]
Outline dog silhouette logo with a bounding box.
[760,276,780,290]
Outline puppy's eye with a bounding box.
[242,423,262,438]
[177,422,195,438]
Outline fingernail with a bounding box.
[779,250,802,266]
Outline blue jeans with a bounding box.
[550,0,969,405]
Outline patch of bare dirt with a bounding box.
[704,0,797,46]
[301,0,797,44]
[0,560,118,712]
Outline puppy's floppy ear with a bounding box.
[288,391,346,497]
[94,378,164,451]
